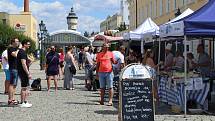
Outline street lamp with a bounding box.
[38,20,49,70]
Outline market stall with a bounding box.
[123,17,159,56]
[158,0,215,115]
[92,34,123,47]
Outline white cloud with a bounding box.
[0,0,120,34]
[78,15,103,33]
[30,1,67,32]
[0,0,21,13]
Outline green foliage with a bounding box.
[0,23,36,54]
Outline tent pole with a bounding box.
[184,35,188,117]
[141,39,144,55]
[213,38,215,68]
[158,38,161,74]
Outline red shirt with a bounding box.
[96,51,114,72]
[59,53,64,62]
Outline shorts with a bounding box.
[85,65,93,80]
[9,69,18,86]
[3,69,10,81]
[98,72,113,89]
[78,60,83,64]
[18,73,29,87]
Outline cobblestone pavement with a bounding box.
[0,61,214,121]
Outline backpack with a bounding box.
[31,78,41,91]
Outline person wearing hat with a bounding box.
[96,43,117,106]
[164,43,174,71]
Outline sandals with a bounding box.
[98,101,113,106]
[107,102,113,106]
[8,100,19,105]
[99,101,104,105]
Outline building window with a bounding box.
[174,0,177,9]
[166,0,170,13]
[183,0,186,5]
[159,0,163,16]
[2,19,6,24]
[154,0,157,17]
[150,1,153,17]
[147,5,149,17]
[141,7,144,21]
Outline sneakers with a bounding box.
[18,101,32,108]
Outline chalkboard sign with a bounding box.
[121,79,154,121]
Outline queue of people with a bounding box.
[1,38,32,107]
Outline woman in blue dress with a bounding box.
[46,46,60,93]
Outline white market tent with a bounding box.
[159,8,194,38]
[123,17,159,42]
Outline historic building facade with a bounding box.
[127,0,208,30]
[0,0,37,44]
[100,13,123,32]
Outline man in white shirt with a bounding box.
[1,49,10,94]
[112,46,125,76]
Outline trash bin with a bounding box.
[118,63,155,121]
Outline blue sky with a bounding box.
[0,0,120,34]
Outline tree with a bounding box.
[83,31,89,37]
[118,22,127,31]
[0,23,36,54]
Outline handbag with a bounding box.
[68,64,76,75]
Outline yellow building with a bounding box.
[100,13,123,32]
[127,0,208,31]
[9,12,37,43]
[0,0,38,46]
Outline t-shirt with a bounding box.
[96,51,114,72]
[1,50,9,69]
[58,53,64,62]
[78,51,83,61]
[7,47,18,70]
[85,52,94,65]
[112,51,124,71]
[164,53,174,68]
[17,49,28,74]
[198,53,211,75]
[173,56,184,68]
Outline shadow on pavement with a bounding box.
[73,75,85,80]
[85,95,100,98]
[0,102,18,108]
[94,110,118,115]
[64,101,98,106]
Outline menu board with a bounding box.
[121,79,154,121]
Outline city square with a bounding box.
[0,0,215,121]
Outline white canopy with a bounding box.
[159,8,194,38]
[123,18,159,42]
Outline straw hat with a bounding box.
[102,43,110,48]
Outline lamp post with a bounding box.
[38,20,49,70]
